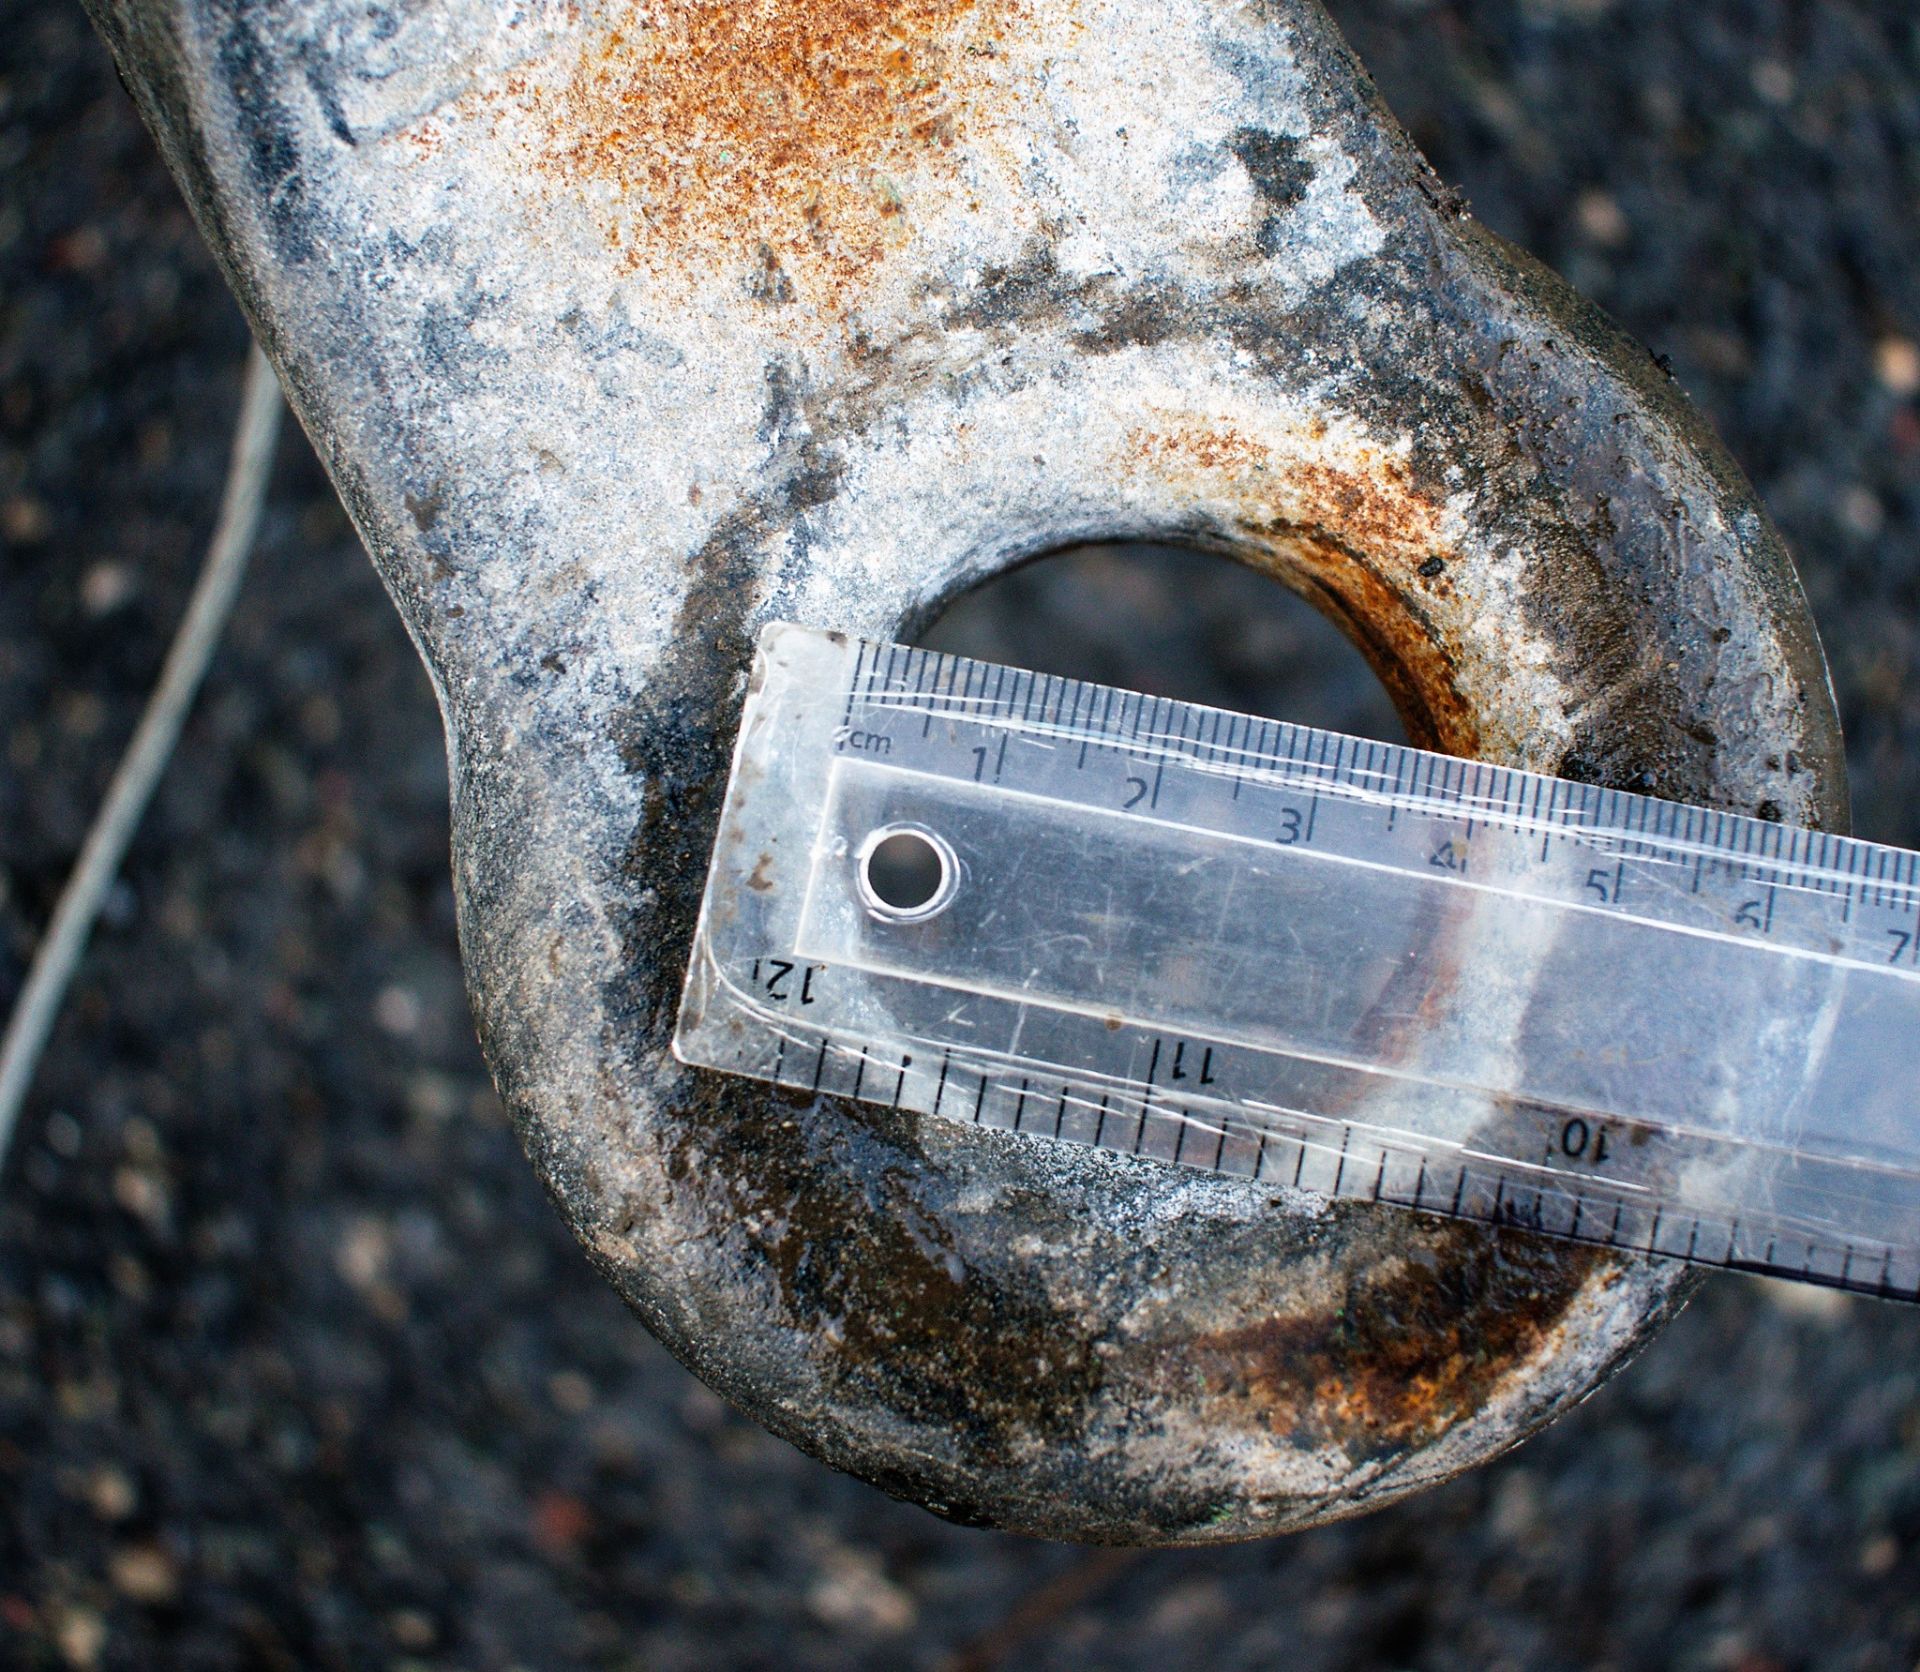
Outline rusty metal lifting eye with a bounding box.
[857,825,961,924]
[81,0,1851,1543]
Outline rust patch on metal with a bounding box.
[1163,1212,1599,1462]
[506,0,1028,292]
[1124,420,1478,754]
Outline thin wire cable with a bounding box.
[0,341,283,1168]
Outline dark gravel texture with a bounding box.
[4,1,1920,1667]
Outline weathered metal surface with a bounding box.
[81,0,1847,1542]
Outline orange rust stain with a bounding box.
[1275,533,1478,756]
[1124,421,1476,754]
[1126,424,1443,565]
[1164,1218,1597,1459]
[509,0,1024,290]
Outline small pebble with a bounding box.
[806,1548,916,1634]
[54,1606,105,1670]
[1860,1534,1898,1577]
[110,1542,180,1605]
[79,562,134,615]
[86,1465,136,1522]
[0,495,49,544]
[389,1609,437,1650]
[375,985,423,1037]
[336,1217,392,1292]
[1751,59,1796,106]
[1876,336,1920,399]
[111,1166,170,1230]
[531,1489,593,1554]
[1840,486,1886,540]
[1575,189,1629,248]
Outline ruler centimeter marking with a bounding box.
[676,624,1920,1302]
[764,1014,1852,1288]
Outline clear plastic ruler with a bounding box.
[675,622,1920,1301]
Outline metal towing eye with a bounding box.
[82,0,1845,1541]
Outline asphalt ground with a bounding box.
[3,2,1920,1667]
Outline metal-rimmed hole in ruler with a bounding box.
[675,622,1920,1304]
[856,824,959,923]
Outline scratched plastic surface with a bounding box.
[676,624,1920,1299]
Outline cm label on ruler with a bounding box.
[677,622,1920,1303]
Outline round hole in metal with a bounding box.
[918,541,1406,743]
